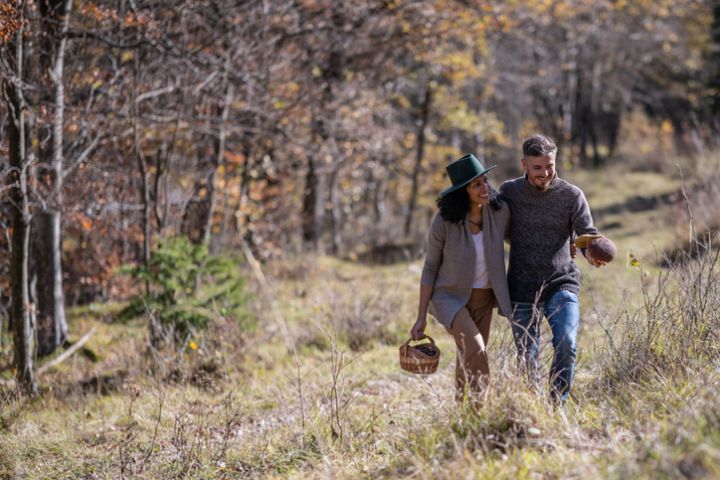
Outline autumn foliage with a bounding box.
[0,4,21,46]
[0,0,718,307]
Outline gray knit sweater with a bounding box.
[499,175,598,303]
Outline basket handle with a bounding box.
[402,335,436,348]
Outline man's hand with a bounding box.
[586,249,607,268]
[570,243,578,259]
[410,316,427,340]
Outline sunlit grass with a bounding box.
[2,164,720,478]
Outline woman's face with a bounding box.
[465,175,490,206]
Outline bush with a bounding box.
[600,240,720,386]
[118,236,253,344]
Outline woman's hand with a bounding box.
[410,316,427,340]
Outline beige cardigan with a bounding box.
[420,203,512,328]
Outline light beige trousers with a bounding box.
[444,288,495,402]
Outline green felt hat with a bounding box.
[440,154,497,197]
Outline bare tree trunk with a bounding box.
[302,110,330,251]
[404,85,432,237]
[606,111,621,159]
[134,135,158,343]
[302,36,337,253]
[181,78,232,248]
[562,39,578,166]
[132,55,151,300]
[235,140,254,240]
[5,24,38,395]
[371,166,386,226]
[135,135,152,293]
[0,286,3,350]
[202,78,233,248]
[590,60,603,167]
[371,158,392,246]
[579,126,588,165]
[314,164,328,252]
[217,133,240,251]
[35,0,72,357]
[328,164,342,255]
[179,154,210,244]
[152,145,169,235]
[301,155,320,246]
[589,114,601,168]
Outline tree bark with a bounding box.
[710,1,720,119]
[181,78,232,247]
[301,154,320,246]
[34,0,72,357]
[302,107,331,251]
[371,165,386,226]
[234,140,255,245]
[562,40,578,164]
[0,286,3,350]
[404,85,432,237]
[5,23,39,395]
[328,164,342,255]
[302,137,327,250]
[132,55,151,299]
[590,60,603,168]
[202,78,233,248]
[606,111,621,159]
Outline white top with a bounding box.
[472,230,490,288]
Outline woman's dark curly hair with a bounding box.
[437,180,502,223]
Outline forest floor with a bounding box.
[2,163,720,479]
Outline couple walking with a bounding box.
[411,134,607,405]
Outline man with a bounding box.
[499,134,605,404]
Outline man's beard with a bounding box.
[532,174,554,191]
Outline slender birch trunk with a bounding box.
[5,20,38,395]
[35,0,72,357]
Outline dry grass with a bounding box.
[1,160,720,479]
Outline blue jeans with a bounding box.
[510,290,579,403]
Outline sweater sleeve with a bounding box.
[498,182,511,241]
[501,199,510,238]
[420,214,445,286]
[571,189,599,236]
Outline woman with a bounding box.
[411,153,512,403]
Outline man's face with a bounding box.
[522,154,556,191]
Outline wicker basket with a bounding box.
[399,335,440,374]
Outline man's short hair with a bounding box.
[522,134,557,157]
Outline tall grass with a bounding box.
[598,239,720,391]
[3,242,720,478]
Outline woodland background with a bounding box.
[1,1,720,478]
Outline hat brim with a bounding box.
[440,165,497,197]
